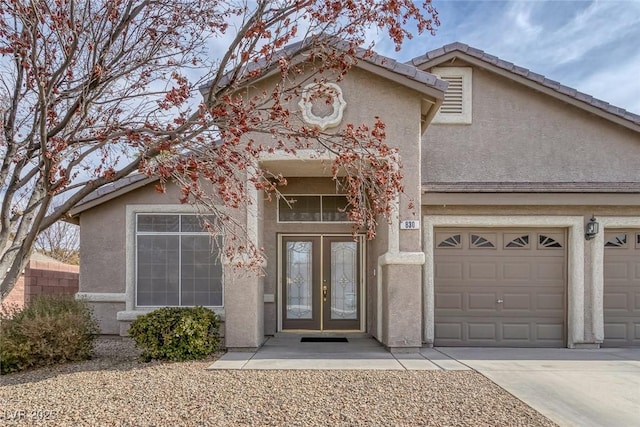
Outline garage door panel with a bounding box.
[435,228,566,347]
[604,323,628,340]
[503,263,531,280]
[436,262,463,280]
[604,292,629,310]
[467,293,497,310]
[502,323,531,340]
[435,322,462,340]
[536,323,564,341]
[604,229,640,347]
[468,263,497,280]
[537,293,565,310]
[536,262,564,280]
[604,262,629,280]
[468,323,496,340]
[435,292,463,310]
[501,293,531,310]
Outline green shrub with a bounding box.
[0,296,99,374]
[128,306,220,362]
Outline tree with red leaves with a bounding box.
[0,0,438,298]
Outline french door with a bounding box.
[281,235,362,330]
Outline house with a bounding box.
[70,42,640,351]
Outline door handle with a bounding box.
[323,285,328,301]
[496,299,503,304]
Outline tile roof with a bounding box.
[202,36,448,94]
[69,173,157,216]
[410,42,640,127]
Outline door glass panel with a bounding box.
[286,241,313,319]
[330,242,357,319]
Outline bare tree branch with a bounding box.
[0,0,439,298]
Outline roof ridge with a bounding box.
[409,42,640,127]
[202,36,448,94]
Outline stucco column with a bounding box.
[380,257,423,351]
[223,180,265,350]
[224,271,264,350]
[378,197,424,351]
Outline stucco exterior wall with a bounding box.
[77,62,437,349]
[78,183,241,336]
[422,64,640,184]
[79,184,184,295]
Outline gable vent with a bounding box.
[440,76,464,114]
[431,67,472,124]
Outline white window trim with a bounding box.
[423,215,586,348]
[123,205,226,318]
[134,212,223,308]
[431,67,472,124]
[277,194,353,224]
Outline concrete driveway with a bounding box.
[438,347,640,427]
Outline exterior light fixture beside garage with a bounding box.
[585,216,599,240]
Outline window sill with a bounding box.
[116,307,225,322]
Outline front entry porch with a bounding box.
[210,333,467,370]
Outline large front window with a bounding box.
[135,214,223,307]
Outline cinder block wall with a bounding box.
[1,276,25,309]
[24,260,79,304]
[1,259,79,310]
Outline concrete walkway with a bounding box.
[439,347,640,427]
[209,335,469,370]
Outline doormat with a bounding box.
[300,337,348,343]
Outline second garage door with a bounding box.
[603,230,640,347]
[434,229,566,347]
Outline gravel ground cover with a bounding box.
[0,337,556,426]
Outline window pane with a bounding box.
[322,196,349,222]
[180,236,223,306]
[137,215,179,232]
[181,215,217,232]
[278,196,321,222]
[137,235,179,306]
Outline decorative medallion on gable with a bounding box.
[299,82,346,130]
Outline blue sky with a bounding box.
[371,0,640,115]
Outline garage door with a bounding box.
[603,230,640,347]
[434,229,566,347]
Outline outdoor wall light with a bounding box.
[585,216,599,240]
